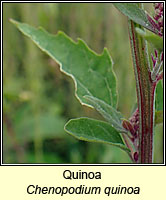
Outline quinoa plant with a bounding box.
[11,3,163,163]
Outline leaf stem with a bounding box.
[128,18,156,163]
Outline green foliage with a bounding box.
[10,20,118,109]
[11,19,130,154]
[65,118,129,151]
[113,3,158,34]
[136,28,163,52]
[84,95,126,133]
[4,3,163,163]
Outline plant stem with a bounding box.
[128,19,156,163]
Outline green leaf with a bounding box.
[10,19,117,108]
[113,3,158,35]
[155,111,163,125]
[155,80,163,111]
[136,28,163,52]
[84,95,127,133]
[65,117,129,152]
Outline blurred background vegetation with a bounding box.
[3,3,163,164]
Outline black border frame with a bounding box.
[1,0,165,166]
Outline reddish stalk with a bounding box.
[128,20,157,163]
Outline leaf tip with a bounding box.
[64,120,70,132]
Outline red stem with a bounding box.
[128,20,156,163]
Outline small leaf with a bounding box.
[136,27,163,52]
[113,3,159,35]
[155,80,163,111]
[10,19,118,108]
[65,117,129,152]
[84,95,127,133]
[155,111,163,125]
